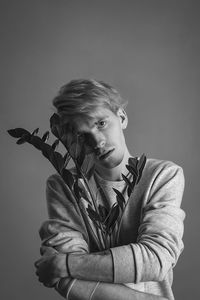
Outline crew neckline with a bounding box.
[94,170,132,187]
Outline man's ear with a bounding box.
[117,108,128,129]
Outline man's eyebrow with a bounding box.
[94,116,109,124]
[95,115,109,120]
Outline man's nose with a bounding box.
[94,139,106,150]
[93,133,106,150]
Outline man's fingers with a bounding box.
[62,238,85,247]
[44,231,83,246]
[42,279,58,288]
[55,238,89,253]
[40,245,48,255]
[40,245,58,255]
[38,276,54,287]
[34,258,43,268]
[48,237,72,246]
[42,233,58,246]
[57,231,83,238]
[53,237,84,248]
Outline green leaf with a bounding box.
[51,125,60,139]
[86,164,95,180]
[128,157,138,169]
[50,113,60,127]
[30,136,43,150]
[62,169,74,189]
[113,188,126,210]
[73,179,81,200]
[54,151,64,172]
[122,173,134,197]
[127,185,133,197]
[125,164,138,178]
[137,153,145,171]
[42,143,53,160]
[50,114,61,139]
[126,164,139,191]
[63,152,71,168]
[98,204,108,222]
[75,167,82,178]
[42,131,50,142]
[16,133,31,145]
[136,154,147,183]
[77,145,86,167]
[78,187,91,203]
[7,128,30,138]
[52,139,59,150]
[122,173,133,189]
[16,137,27,144]
[87,205,101,222]
[32,128,39,135]
[42,144,61,173]
[105,204,120,232]
[131,174,137,188]
[46,151,62,172]
[72,179,89,202]
[48,151,58,170]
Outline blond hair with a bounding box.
[53,79,127,121]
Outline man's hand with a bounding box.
[34,247,69,288]
[34,230,88,288]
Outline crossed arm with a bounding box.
[35,162,185,300]
[35,230,167,300]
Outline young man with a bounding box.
[35,79,185,300]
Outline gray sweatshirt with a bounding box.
[40,158,185,300]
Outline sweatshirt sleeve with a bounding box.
[110,162,185,283]
[39,173,90,247]
[39,174,89,297]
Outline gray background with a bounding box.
[1,0,199,299]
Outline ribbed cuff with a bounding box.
[55,277,73,299]
[89,282,100,300]
[69,280,99,300]
[110,245,135,283]
[67,279,77,300]
[66,253,72,278]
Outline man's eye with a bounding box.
[98,120,106,128]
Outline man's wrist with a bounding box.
[55,253,69,278]
[67,253,86,278]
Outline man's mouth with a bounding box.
[98,149,115,160]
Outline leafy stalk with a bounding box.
[49,115,107,250]
[7,126,104,250]
[78,168,106,249]
[7,114,147,251]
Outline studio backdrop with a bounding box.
[1,1,199,299]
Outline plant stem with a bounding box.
[58,168,103,251]
[59,137,106,250]
[78,166,106,250]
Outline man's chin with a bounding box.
[95,156,123,170]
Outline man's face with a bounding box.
[71,106,128,173]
